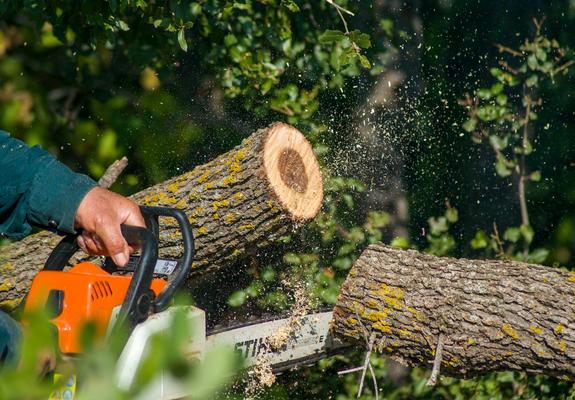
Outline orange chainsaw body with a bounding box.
[24,262,167,354]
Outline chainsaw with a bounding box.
[23,206,346,399]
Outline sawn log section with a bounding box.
[333,244,575,379]
[0,122,323,309]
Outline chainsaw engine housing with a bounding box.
[24,262,167,354]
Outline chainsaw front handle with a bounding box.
[138,206,195,312]
[115,225,158,331]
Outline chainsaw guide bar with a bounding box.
[116,307,346,400]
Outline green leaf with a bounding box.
[520,224,534,244]
[178,28,188,52]
[426,235,455,256]
[445,207,458,223]
[224,34,237,47]
[338,243,357,256]
[491,83,504,95]
[301,253,319,264]
[228,290,246,307]
[349,30,371,49]
[246,281,262,297]
[97,129,118,159]
[496,94,507,106]
[347,227,365,243]
[342,193,354,209]
[281,0,300,12]
[470,230,489,249]
[283,253,301,265]
[390,236,409,249]
[277,235,292,243]
[541,61,553,74]
[504,227,521,243]
[490,67,502,77]
[261,79,274,95]
[477,105,497,121]
[477,88,492,100]
[527,248,549,264]
[535,47,547,62]
[462,118,477,132]
[333,257,352,270]
[530,171,541,182]
[523,138,533,154]
[489,135,508,151]
[116,20,130,31]
[526,74,538,87]
[428,216,448,236]
[358,54,371,69]
[319,30,346,44]
[190,2,202,15]
[366,211,390,229]
[527,54,538,70]
[379,19,393,36]
[261,268,276,282]
[495,156,512,177]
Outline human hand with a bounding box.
[74,187,145,266]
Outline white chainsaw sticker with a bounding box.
[154,259,178,275]
[205,311,335,368]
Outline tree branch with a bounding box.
[98,157,129,189]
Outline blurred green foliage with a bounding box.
[0,0,377,188]
[460,19,573,264]
[0,304,238,399]
[1,0,575,399]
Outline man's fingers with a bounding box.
[89,232,105,252]
[77,235,88,253]
[78,232,102,255]
[74,187,145,264]
[124,209,146,228]
[96,223,129,266]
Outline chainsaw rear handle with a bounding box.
[43,225,156,270]
[43,206,195,325]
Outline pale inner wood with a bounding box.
[263,123,323,220]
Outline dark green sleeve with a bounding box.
[0,131,97,240]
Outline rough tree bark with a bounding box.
[333,244,575,379]
[0,122,323,310]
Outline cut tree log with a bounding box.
[0,122,323,310]
[333,244,575,379]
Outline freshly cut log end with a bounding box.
[262,123,323,221]
[133,121,324,275]
[333,244,575,380]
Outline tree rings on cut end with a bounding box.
[262,123,323,221]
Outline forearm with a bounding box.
[0,131,96,239]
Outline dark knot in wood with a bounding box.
[278,149,308,193]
